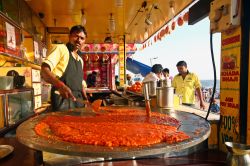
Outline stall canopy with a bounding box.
[126,57,151,77]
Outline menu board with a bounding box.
[219,27,241,152]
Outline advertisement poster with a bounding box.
[34,41,39,59]
[5,22,16,49]
[42,48,47,58]
[219,27,241,151]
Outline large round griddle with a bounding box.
[16,107,210,159]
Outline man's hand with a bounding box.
[200,100,206,110]
[58,84,76,101]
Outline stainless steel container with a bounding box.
[159,78,171,87]
[0,76,14,90]
[156,87,174,108]
[143,81,157,96]
[225,142,250,166]
[159,79,166,87]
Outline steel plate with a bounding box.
[0,145,14,159]
[16,107,210,159]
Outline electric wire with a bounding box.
[126,7,144,32]
[205,31,217,120]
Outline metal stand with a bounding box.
[34,150,44,166]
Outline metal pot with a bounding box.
[156,87,174,108]
[143,81,157,96]
[159,78,171,87]
[225,142,250,166]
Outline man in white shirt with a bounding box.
[143,64,164,83]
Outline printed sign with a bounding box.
[42,48,47,58]
[5,22,16,49]
[34,41,39,59]
[219,27,241,152]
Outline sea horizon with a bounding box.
[200,79,220,90]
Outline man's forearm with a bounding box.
[82,87,88,100]
[196,87,204,102]
[41,65,62,87]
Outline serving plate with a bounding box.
[0,145,14,159]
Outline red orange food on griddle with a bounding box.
[34,109,190,147]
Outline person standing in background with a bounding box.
[172,61,205,109]
[86,71,97,87]
[162,68,173,80]
[126,74,134,86]
[210,98,220,113]
[115,75,120,87]
[162,68,170,78]
[41,25,88,111]
[143,64,164,83]
[162,68,172,87]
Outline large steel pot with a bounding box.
[156,87,174,108]
[143,81,157,96]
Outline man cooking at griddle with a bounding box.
[41,25,88,111]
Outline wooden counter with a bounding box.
[0,137,36,166]
[0,105,223,165]
[0,137,226,166]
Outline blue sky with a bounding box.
[132,17,221,80]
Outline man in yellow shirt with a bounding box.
[172,61,205,109]
[41,25,88,111]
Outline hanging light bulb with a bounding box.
[145,13,152,25]
[169,0,175,20]
[144,28,149,40]
[109,13,115,32]
[81,9,87,26]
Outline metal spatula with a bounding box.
[76,98,102,112]
[91,99,102,112]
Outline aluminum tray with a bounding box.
[16,107,210,159]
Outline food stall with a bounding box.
[0,0,249,165]
[80,43,137,102]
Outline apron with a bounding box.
[51,43,84,111]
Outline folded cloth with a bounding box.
[142,72,159,83]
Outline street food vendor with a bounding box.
[41,25,88,111]
[142,64,164,83]
[172,61,205,109]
